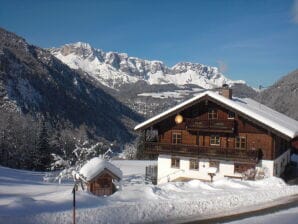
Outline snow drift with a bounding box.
[1,161,298,224]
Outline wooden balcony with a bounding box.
[144,142,260,163]
[185,119,235,133]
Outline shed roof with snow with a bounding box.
[134,91,298,139]
[79,157,122,182]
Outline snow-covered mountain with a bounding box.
[0,28,142,144]
[49,42,257,118]
[50,42,245,90]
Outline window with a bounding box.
[208,109,218,120]
[172,132,182,144]
[209,161,220,171]
[189,159,199,170]
[210,135,220,146]
[228,111,235,119]
[235,136,246,149]
[196,135,200,145]
[171,157,180,168]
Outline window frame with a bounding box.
[171,157,180,169]
[189,159,199,170]
[235,136,246,149]
[209,160,220,172]
[172,131,182,144]
[210,135,220,146]
[208,109,218,120]
[227,111,235,119]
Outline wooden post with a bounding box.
[208,173,215,182]
[72,186,76,224]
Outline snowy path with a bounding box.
[1,160,298,223]
[224,199,298,224]
[183,194,298,223]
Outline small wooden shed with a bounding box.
[79,158,122,196]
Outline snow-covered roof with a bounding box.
[134,91,298,139]
[79,157,122,181]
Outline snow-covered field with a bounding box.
[137,88,204,99]
[1,160,298,224]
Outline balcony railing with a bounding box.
[185,119,235,133]
[144,142,260,163]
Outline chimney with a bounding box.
[219,84,232,99]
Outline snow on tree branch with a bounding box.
[45,141,114,183]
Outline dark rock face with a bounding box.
[232,83,258,99]
[258,69,298,121]
[0,27,142,143]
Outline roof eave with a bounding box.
[134,91,298,139]
[134,91,209,131]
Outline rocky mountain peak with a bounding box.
[50,42,245,90]
[55,42,96,59]
[171,62,219,75]
[72,41,92,49]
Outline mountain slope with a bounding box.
[0,28,142,143]
[258,69,298,120]
[50,42,257,118]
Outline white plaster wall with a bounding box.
[157,149,291,184]
[182,157,210,181]
[257,160,274,176]
[274,149,291,176]
[157,155,177,184]
[257,149,291,177]
[219,161,236,176]
[157,155,240,184]
[157,155,187,184]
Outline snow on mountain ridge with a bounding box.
[50,42,245,89]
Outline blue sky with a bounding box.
[0,0,297,87]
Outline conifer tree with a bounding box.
[35,120,52,170]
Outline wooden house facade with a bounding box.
[135,87,298,184]
[79,157,122,196]
[86,169,120,196]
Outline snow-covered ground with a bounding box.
[138,91,186,99]
[1,160,298,224]
[137,88,204,99]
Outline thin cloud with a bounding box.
[217,60,228,73]
[292,0,298,23]
[222,40,262,50]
